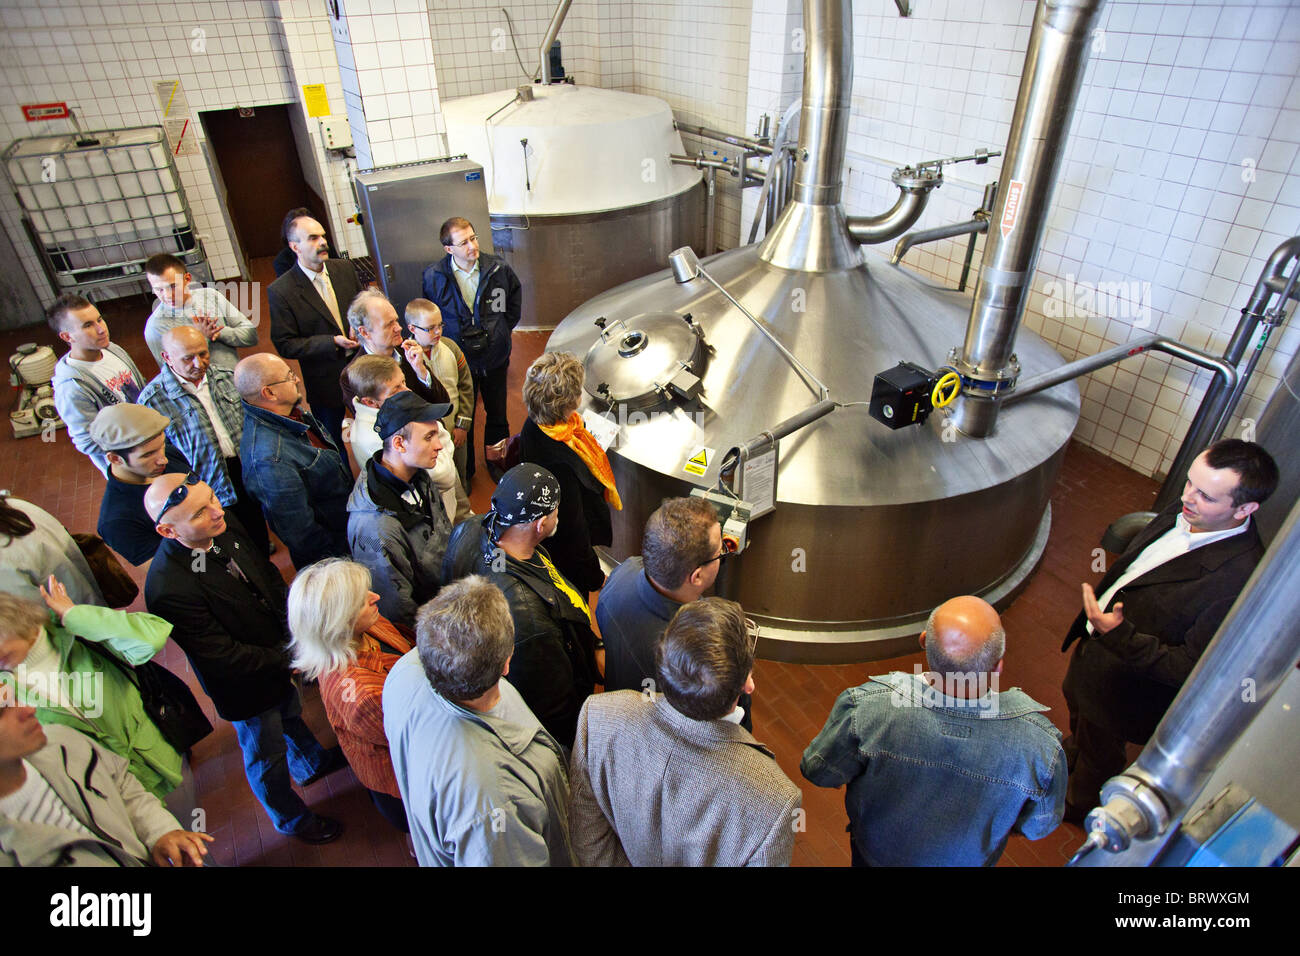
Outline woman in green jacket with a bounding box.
[0,577,184,801]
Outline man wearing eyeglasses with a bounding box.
[595,497,752,729]
[143,473,346,845]
[569,597,801,866]
[234,353,353,569]
[421,216,522,483]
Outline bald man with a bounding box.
[801,596,1067,866]
[138,327,270,554]
[235,352,352,569]
[143,474,345,844]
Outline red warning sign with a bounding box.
[22,102,70,122]
[1001,179,1025,239]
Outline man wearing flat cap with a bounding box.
[442,463,600,749]
[90,403,188,565]
[347,391,453,629]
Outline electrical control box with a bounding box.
[689,488,753,554]
[319,117,353,150]
[869,361,938,429]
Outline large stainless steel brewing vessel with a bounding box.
[547,0,1100,662]
[443,85,705,330]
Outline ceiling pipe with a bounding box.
[950,0,1107,438]
[539,0,572,85]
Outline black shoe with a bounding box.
[290,814,343,845]
[486,461,505,483]
[298,747,348,787]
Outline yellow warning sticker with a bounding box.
[684,446,713,477]
[302,84,331,118]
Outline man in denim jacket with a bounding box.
[234,353,352,569]
[802,596,1066,866]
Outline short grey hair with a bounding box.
[523,352,584,426]
[287,558,372,682]
[0,593,49,643]
[416,576,514,701]
[346,289,392,334]
[923,605,1006,679]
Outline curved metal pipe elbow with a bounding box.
[846,187,930,245]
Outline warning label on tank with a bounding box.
[684,446,713,477]
[1001,180,1024,239]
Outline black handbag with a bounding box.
[81,640,214,754]
[459,322,491,361]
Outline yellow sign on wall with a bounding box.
[302,84,330,118]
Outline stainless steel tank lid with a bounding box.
[582,312,704,407]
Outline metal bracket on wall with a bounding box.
[895,0,912,16]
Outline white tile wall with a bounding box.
[624,0,755,251]
[333,0,448,169]
[0,0,368,307]
[749,0,1300,480]
[426,1,602,102]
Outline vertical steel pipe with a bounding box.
[952,0,1106,437]
[538,0,572,85]
[790,0,852,206]
[1152,235,1300,513]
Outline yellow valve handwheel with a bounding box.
[932,371,961,409]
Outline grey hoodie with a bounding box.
[51,343,145,476]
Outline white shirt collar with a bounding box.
[298,260,327,283]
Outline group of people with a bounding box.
[0,206,1281,867]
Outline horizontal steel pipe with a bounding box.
[891,217,989,265]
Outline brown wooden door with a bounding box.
[200,104,326,260]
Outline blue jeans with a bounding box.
[231,690,330,834]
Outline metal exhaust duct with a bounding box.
[545,0,1090,661]
[951,0,1107,437]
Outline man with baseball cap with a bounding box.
[347,390,453,629]
[442,463,600,749]
[90,403,188,565]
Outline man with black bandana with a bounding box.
[347,391,453,629]
[442,464,600,749]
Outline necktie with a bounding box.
[314,270,344,333]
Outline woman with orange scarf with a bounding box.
[518,352,621,594]
[287,558,414,833]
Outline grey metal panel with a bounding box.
[352,159,494,314]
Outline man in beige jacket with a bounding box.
[568,597,802,866]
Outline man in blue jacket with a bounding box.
[233,353,352,569]
[421,217,522,482]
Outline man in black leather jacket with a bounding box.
[442,465,598,749]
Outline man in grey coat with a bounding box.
[383,576,574,866]
[0,705,212,867]
[347,391,452,629]
[569,597,802,866]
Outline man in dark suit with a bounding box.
[267,214,362,452]
[143,473,346,844]
[1061,439,1278,819]
[337,289,450,410]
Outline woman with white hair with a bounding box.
[287,558,412,832]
